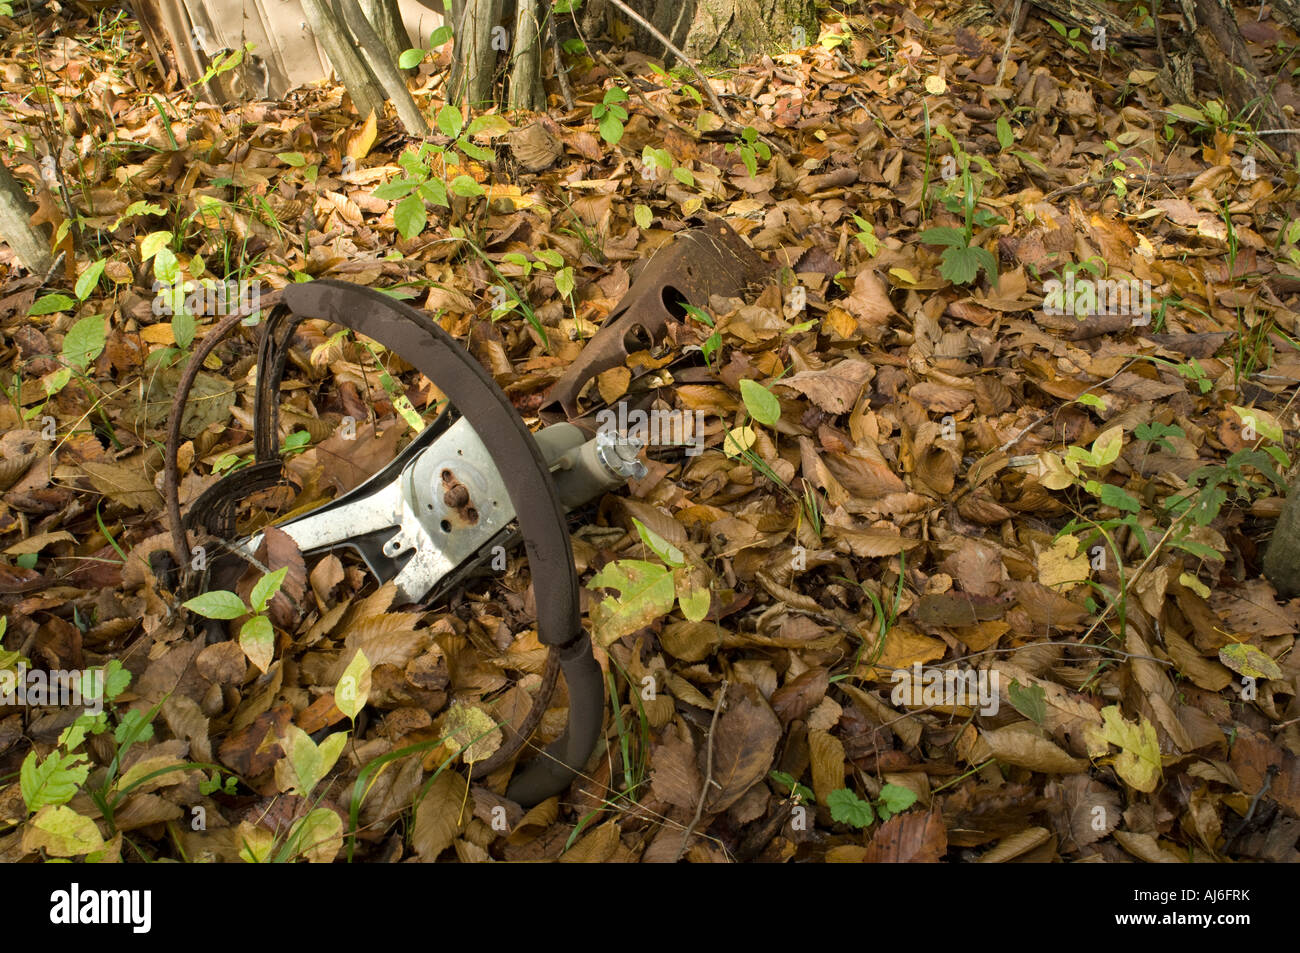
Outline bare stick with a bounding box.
[604,0,733,124]
[676,679,728,862]
[995,0,1024,88]
[546,13,575,110]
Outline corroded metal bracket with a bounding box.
[539,218,767,420]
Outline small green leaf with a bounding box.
[373,180,416,201]
[996,116,1014,149]
[249,567,288,613]
[417,178,448,207]
[448,174,484,197]
[22,805,104,857]
[875,783,918,821]
[74,260,106,301]
[458,140,495,162]
[1099,483,1141,513]
[103,659,130,701]
[429,24,453,46]
[398,48,425,69]
[394,194,427,239]
[1218,643,1283,681]
[554,266,575,299]
[673,566,710,621]
[20,750,89,812]
[634,204,652,229]
[466,114,510,136]
[277,152,307,167]
[436,104,464,138]
[598,112,624,145]
[239,614,274,673]
[172,310,196,349]
[671,166,694,187]
[827,788,875,828]
[1007,679,1047,725]
[1091,425,1124,467]
[183,589,247,620]
[587,559,676,646]
[920,226,968,248]
[60,315,107,370]
[29,294,75,316]
[632,517,684,567]
[740,379,781,427]
[140,230,173,261]
[534,249,564,269]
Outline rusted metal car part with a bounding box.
[539,218,767,422]
[163,281,636,806]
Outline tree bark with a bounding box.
[1265,481,1300,597]
[301,0,388,119]
[508,0,545,110]
[336,0,430,134]
[1189,0,1298,154]
[360,0,412,63]
[0,160,53,274]
[449,0,503,107]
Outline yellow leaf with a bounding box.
[441,702,502,765]
[346,111,378,161]
[1218,642,1283,681]
[1038,535,1090,590]
[1091,706,1162,792]
[924,74,947,95]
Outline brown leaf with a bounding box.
[777,360,874,414]
[704,683,781,813]
[412,770,470,862]
[862,811,947,862]
[771,667,829,726]
[980,725,1089,774]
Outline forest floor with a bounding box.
[1,0,1299,863]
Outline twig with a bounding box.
[676,679,728,862]
[994,0,1024,89]
[547,14,575,110]
[1075,514,1188,646]
[604,0,733,124]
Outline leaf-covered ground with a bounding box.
[2,1,1300,862]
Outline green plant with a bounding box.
[831,552,905,683]
[183,567,288,673]
[16,660,236,855]
[681,302,721,371]
[371,107,506,239]
[725,126,770,178]
[586,518,712,646]
[851,214,880,257]
[398,23,454,68]
[920,125,1003,287]
[826,783,918,828]
[1044,17,1091,55]
[592,85,629,145]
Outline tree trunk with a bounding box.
[301,0,388,119]
[0,160,53,274]
[1265,481,1300,597]
[508,0,545,110]
[336,0,430,134]
[610,0,817,67]
[449,0,503,107]
[451,0,816,109]
[1189,0,1298,154]
[360,0,412,62]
